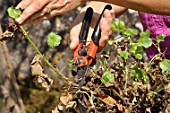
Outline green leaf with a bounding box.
[154,83,164,93]
[136,46,144,54]
[156,34,165,43]
[112,20,138,37]
[112,20,126,31]
[130,43,139,53]
[135,54,142,60]
[7,7,22,19]
[130,66,148,82]
[160,59,170,73]
[47,32,62,48]
[120,51,130,60]
[118,20,126,30]
[112,22,118,31]
[143,75,149,83]
[130,67,149,83]
[123,28,138,36]
[134,46,144,60]
[130,43,144,60]
[130,66,143,78]
[108,38,114,45]
[101,71,114,84]
[67,59,76,70]
[138,30,152,48]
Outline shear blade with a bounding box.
[77,67,88,88]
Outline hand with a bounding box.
[15,0,86,24]
[70,2,115,50]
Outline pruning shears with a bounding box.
[74,5,112,68]
[73,5,112,87]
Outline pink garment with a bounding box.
[138,12,170,59]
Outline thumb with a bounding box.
[69,22,81,50]
[69,12,86,50]
[69,35,79,50]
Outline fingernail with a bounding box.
[15,18,22,24]
[70,40,78,50]
[70,44,75,50]
[16,3,22,9]
[16,5,20,9]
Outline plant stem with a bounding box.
[19,25,95,91]
[124,66,128,92]
[19,25,70,82]
[111,88,125,104]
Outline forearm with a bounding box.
[91,0,170,15]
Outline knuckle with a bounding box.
[32,1,42,10]
[18,16,24,24]
[21,11,28,20]
[110,10,116,18]
[111,9,116,14]
[43,14,51,20]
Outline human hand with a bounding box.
[70,2,115,50]
[15,0,86,24]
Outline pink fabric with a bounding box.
[138,12,170,59]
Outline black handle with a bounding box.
[91,5,112,46]
[79,7,93,43]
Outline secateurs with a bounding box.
[74,5,112,68]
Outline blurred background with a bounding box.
[0,0,142,113]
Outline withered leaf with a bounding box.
[66,101,77,109]
[0,30,14,41]
[0,21,18,41]
[52,106,60,113]
[100,95,123,111]
[60,93,73,106]
[57,103,65,111]
[31,54,53,91]
[31,54,44,76]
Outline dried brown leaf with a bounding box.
[52,106,60,113]
[41,74,53,91]
[31,63,44,76]
[100,95,123,111]
[31,54,43,76]
[60,93,73,105]
[66,101,77,109]
[31,54,53,91]
[57,103,65,111]
[0,30,14,41]
[0,21,18,41]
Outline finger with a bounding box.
[26,9,63,24]
[69,15,83,50]
[101,10,115,36]
[26,13,52,24]
[16,0,50,24]
[70,25,80,50]
[25,5,54,24]
[98,35,109,51]
[99,10,115,47]
[69,31,79,50]
[16,0,33,9]
[70,20,82,50]
[102,9,114,35]
[25,6,69,24]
